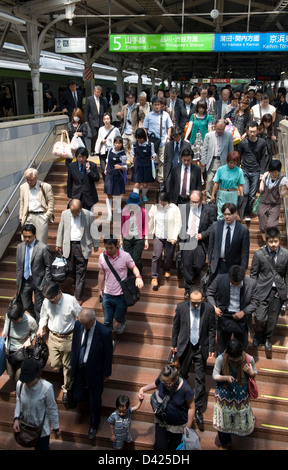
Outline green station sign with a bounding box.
[109,34,214,53]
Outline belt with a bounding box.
[71,241,81,244]
[50,330,73,338]
[28,211,44,214]
[220,258,227,262]
[213,156,220,159]
[219,188,238,192]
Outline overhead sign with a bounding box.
[110,34,214,52]
[214,32,288,52]
[55,37,87,53]
[110,33,288,53]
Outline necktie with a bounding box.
[24,244,31,280]
[96,98,100,113]
[189,208,197,238]
[78,328,89,366]
[73,92,77,108]
[80,163,84,177]
[225,225,231,260]
[181,167,188,197]
[190,308,199,346]
[270,251,276,264]
[172,141,179,167]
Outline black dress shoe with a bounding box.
[265,339,272,351]
[184,290,190,299]
[195,408,204,425]
[62,392,68,403]
[253,337,260,347]
[88,427,98,439]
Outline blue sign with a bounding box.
[214,32,288,52]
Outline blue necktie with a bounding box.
[80,163,84,177]
[172,141,179,167]
[24,244,31,280]
[225,225,231,260]
[190,308,199,346]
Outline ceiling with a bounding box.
[1,0,288,82]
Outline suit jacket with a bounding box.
[163,138,192,190]
[172,300,216,360]
[169,163,202,204]
[19,181,55,225]
[56,208,99,259]
[118,103,146,134]
[70,320,113,388]
[16,239,52,292]
[60,88,83,120]
[179,202,217,253]
[175,102,196,130]
[166,98,183,125]
[250,246,288,301]
[67,161,100,207]
[84,95,108,132]
[208,220,250,274]
[201,130,234,172]
[214,99,231,122]
[206,274,259,332]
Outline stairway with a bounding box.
[0,159,288,451]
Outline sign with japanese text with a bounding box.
[214,32,288,52]
[109,34,214,52]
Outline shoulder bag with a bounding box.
[148,111,162,153]
[104,254,140,307]
[246,354,258,399]
[14,383,46,448]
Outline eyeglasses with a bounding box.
[160,379,176,387]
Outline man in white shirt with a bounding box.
[37,281,82,403]
[56,199,99,304]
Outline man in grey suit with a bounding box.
[250,227,288,351]
[16,223,52,322]
[201,119,234,201]
[171,286,216,425]
[84,85,108,155]
[56,199,99,304]
[206,265,259,353]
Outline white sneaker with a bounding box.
[117,321,126,334]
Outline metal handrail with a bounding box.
[279,129,288,247]
[0,111,66,122]
[0,126,60,235]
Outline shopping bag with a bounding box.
[52,130,73,159]
[51,253,69,283]
[176,426,201,450]
[151,159,156,180]
[70,134,85,151]
[252,194,261,215]
[225,124,241,145]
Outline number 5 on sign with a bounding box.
[112,36,121,50]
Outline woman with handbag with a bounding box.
[212,338,257,450]
[13,357,60,450]
[184,99,213,164]
[258,113,277,171]
[95,112,121,180]
[138,363,195,451]
[224,97,251,139]
[2,298,38,382]
[65,108,88,167]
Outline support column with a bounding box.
[29,64,42,115]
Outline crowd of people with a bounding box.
[1,80,288,451]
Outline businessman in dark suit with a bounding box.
[60,78,83,121]
[250,226,288,351]
[163,127,192,191]
[84,85,108,155]
[206,265,259,353]
[172,286,216,425]
[70,308,113,439]
[208,202,250,276]
[168,148,202,204]
[179,190,217,297]
[67,147,100,211]
[16,223,52,322]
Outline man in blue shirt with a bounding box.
[143,96,173,186]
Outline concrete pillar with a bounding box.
[29,64,42,115]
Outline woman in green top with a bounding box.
[211,151,244,220]
[184,99,213,163]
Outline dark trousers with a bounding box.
[67,242,88,300]
[179,342,206,410]
[73,365,103,429]
[254,289,283,341]
[91,128,99,154]
[151,238,175,278]
[217,318,248,354]
[99,154,107,180]
[154,423,183,451]
[35,435,50,451]
[182,245,205,290]
[123,237,145,274]
[20,277,44,323]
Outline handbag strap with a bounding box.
[19,381,46,426]
[103,253,122,284]
[104,126,115,140]
[261,246,280,275]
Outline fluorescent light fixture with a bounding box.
[149,67,158,72]
[0,12,26,25]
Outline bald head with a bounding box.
[69,198,82,217]
[79,308,96,329]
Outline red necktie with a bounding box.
[181,167,188,197]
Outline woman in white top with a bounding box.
[149,192,182,290]
[13,357,60,450]
[251,93,276,124]
[95,112,121,179]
